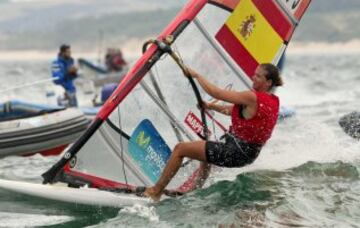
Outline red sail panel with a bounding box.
[253,0,294,42]
[215,25,258,77]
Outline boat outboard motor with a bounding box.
[339,111,360,139]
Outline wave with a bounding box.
[158,161,360,227]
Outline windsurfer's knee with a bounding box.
[173,142,187,158]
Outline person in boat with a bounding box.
[144,63,283,201]
[51,44,79,107]
[105,48,127,72]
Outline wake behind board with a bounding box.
[0,179,150,208]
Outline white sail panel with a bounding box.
[42,0,311,193]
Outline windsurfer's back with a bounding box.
[231,91,279,145]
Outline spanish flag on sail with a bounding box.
[216,0,294,77]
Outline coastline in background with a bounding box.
[1,39,360,61]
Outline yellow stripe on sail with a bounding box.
[225,0,283,63]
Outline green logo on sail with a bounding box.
[136,131,151,149]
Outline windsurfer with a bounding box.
[144,63,283,201]
[51,44,79,107]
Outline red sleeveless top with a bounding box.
[230,92,279,145]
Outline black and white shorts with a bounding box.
[205,133,262,168]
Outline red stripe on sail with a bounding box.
[294,0,312,20]
[253,0,294,41]
[216,25,258,78]
[175,168,201,193]
[209,0,240,11]
[63,166,135,189]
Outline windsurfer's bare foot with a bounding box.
[144,187,162,202]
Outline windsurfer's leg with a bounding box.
[145,140,206,201]
[195,162,211,189]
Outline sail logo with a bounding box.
[128,119,172,183]
[135,131,166,170]
[184,111,211,137]
[285,0,301,9]
[64,152,71,160]
[237,14,256,40]
[144,145,166,170]
[136,131,151,149]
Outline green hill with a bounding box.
[0,1,359,51]
[0,8,179,50]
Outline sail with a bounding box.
[42,0,311,192]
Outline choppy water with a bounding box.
[0,52,359,227]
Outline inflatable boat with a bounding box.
[0,100,90,157]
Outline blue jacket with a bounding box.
[51,56,77,93]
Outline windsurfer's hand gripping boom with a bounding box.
[196,99,232,116]
[186,67,233,116]
[204,101,233,116]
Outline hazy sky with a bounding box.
[0,0,358,50]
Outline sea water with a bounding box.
[0,52,359,227]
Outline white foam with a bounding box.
[214,118,360,183]
[120,204,159,222]
[0,212,73,227]
[0,153,60,180]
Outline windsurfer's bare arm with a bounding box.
[205,102,232,116]
[187,68,256,107]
